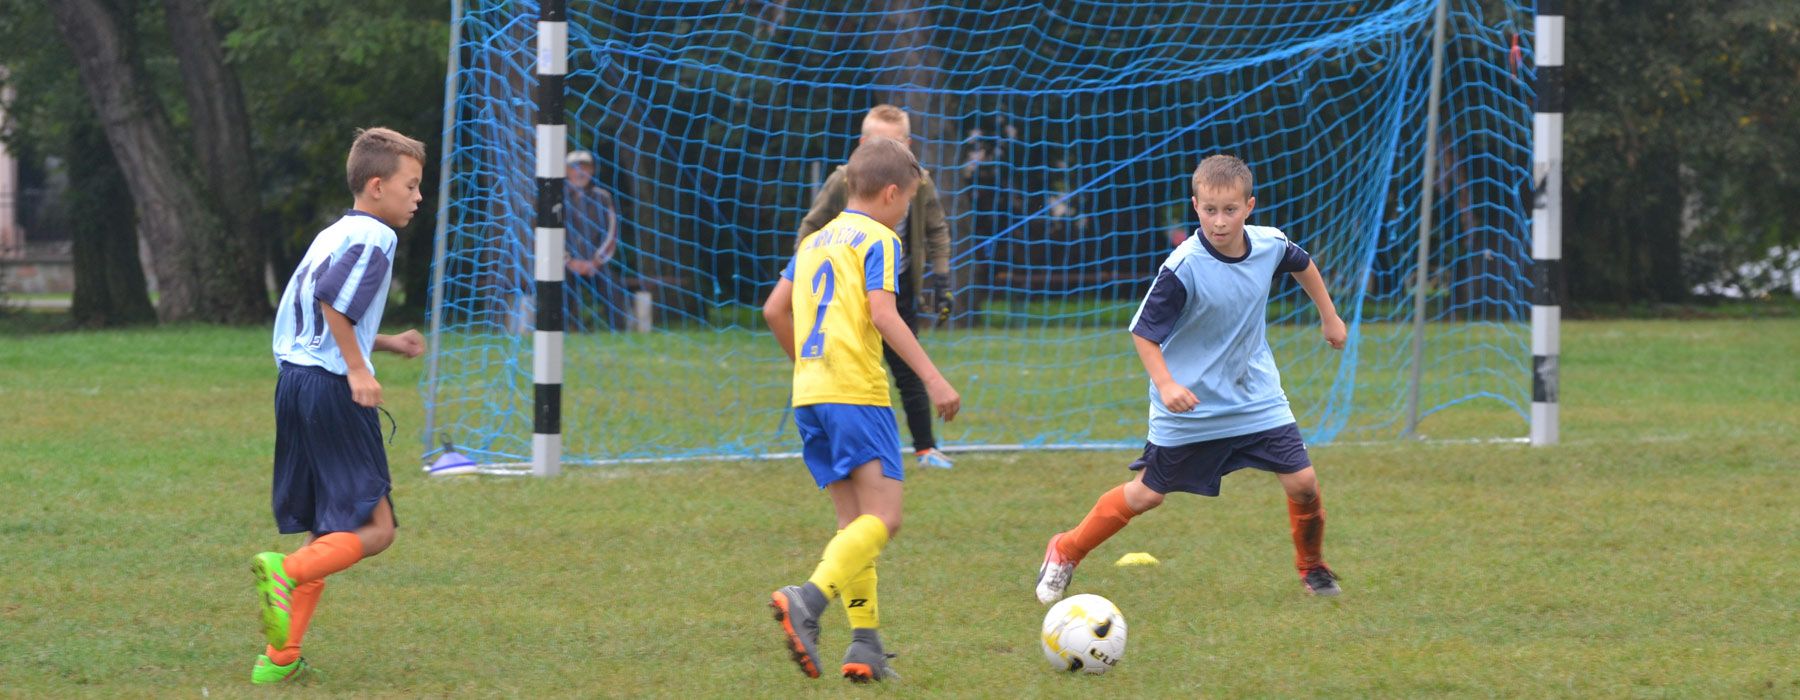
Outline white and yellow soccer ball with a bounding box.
[1040,593,1127,674]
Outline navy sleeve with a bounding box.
[1276,241,1312,274]
[313,242,391,325]
[1130,267,1188,344]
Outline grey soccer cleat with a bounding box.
[1301,565,1343,597]
[841,628,900,683]
[769,583,826,678]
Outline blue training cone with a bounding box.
[426,441,478,477]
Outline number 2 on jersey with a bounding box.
[799,260,836,359]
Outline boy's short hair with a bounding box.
[1192,154,1254,199]
[346,127,427,195]
[844,136,923,199]
[862,104,911,137]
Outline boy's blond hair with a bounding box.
[346,127,427,195]
[1192,154,1254,199]
[861,104,911,137]
[844,136,923,199]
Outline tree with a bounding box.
[1565,0,1800,305]
[215,0,447,319]
[0,0,155,326]
[46,0,268,323]
[163,0,264,280]
[65,118,158,327]
[19,0,448,325]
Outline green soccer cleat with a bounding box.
[251,654,318,684]
[250,552,295,649]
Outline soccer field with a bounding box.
[1,318,1796,697]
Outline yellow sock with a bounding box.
[840,562,879,629]
[807,514,890,600]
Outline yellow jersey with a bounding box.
[783,211,902,407]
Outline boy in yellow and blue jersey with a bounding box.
[762,137,962,683]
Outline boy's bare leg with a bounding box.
[826,480,862,529]
[846,461,903,535]
[1277,467,1338,596]
[353,497,397,557]
[774,462,899,678]
[837,463,901,681]
[1037,469,1162,604]
[254,497,393,671]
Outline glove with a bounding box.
[932,279,954,324]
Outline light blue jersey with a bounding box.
[272,211,396,376]
[1128,224,1313,445]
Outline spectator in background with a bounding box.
[563,149,627,331]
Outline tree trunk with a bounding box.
[66,118,156,327]
[162,0,268,305]
[48,0,268,323]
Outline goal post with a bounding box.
[424,1,1540,473]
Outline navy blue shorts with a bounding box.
[1129,423,1312,497]
[793,403,904,488]
[272,362,396,535]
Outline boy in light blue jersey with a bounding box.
[1035,155,1349,603]
[250,127,427,684]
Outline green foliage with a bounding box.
[8,0,1800,317]
[1565,0,1800,304]
[0,0,449,322]
[1,319,1797,694]
[0,2,96,150]
[0,1,156,327]
[215,0,447,316]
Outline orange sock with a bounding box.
[1055,485,1137,563]
[1288,492,1325,572]
[282,532,364,584]
[265,580,324,666]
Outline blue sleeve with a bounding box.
[864,238,897,292]
[1130,267,1187,344]
[313,238,392,324]
[780,257,796,281]
[1276,241,1312,274]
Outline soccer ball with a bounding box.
[1040,593,1127,674]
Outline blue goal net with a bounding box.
[425,0,1536,467]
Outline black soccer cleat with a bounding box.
[1301,565,1342,597]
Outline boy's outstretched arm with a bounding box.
[374,330,425,358]
[1291,261,1347,350]
[763,278,797,361]
[869,290,960,421]
[1133,333,1198,412]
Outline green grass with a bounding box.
[1,319,1797,697]
[435,319,1527,463]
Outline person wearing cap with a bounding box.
[563,149,626,331]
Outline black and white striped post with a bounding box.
[1530,1,1563,446]
[532,0,567,476]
